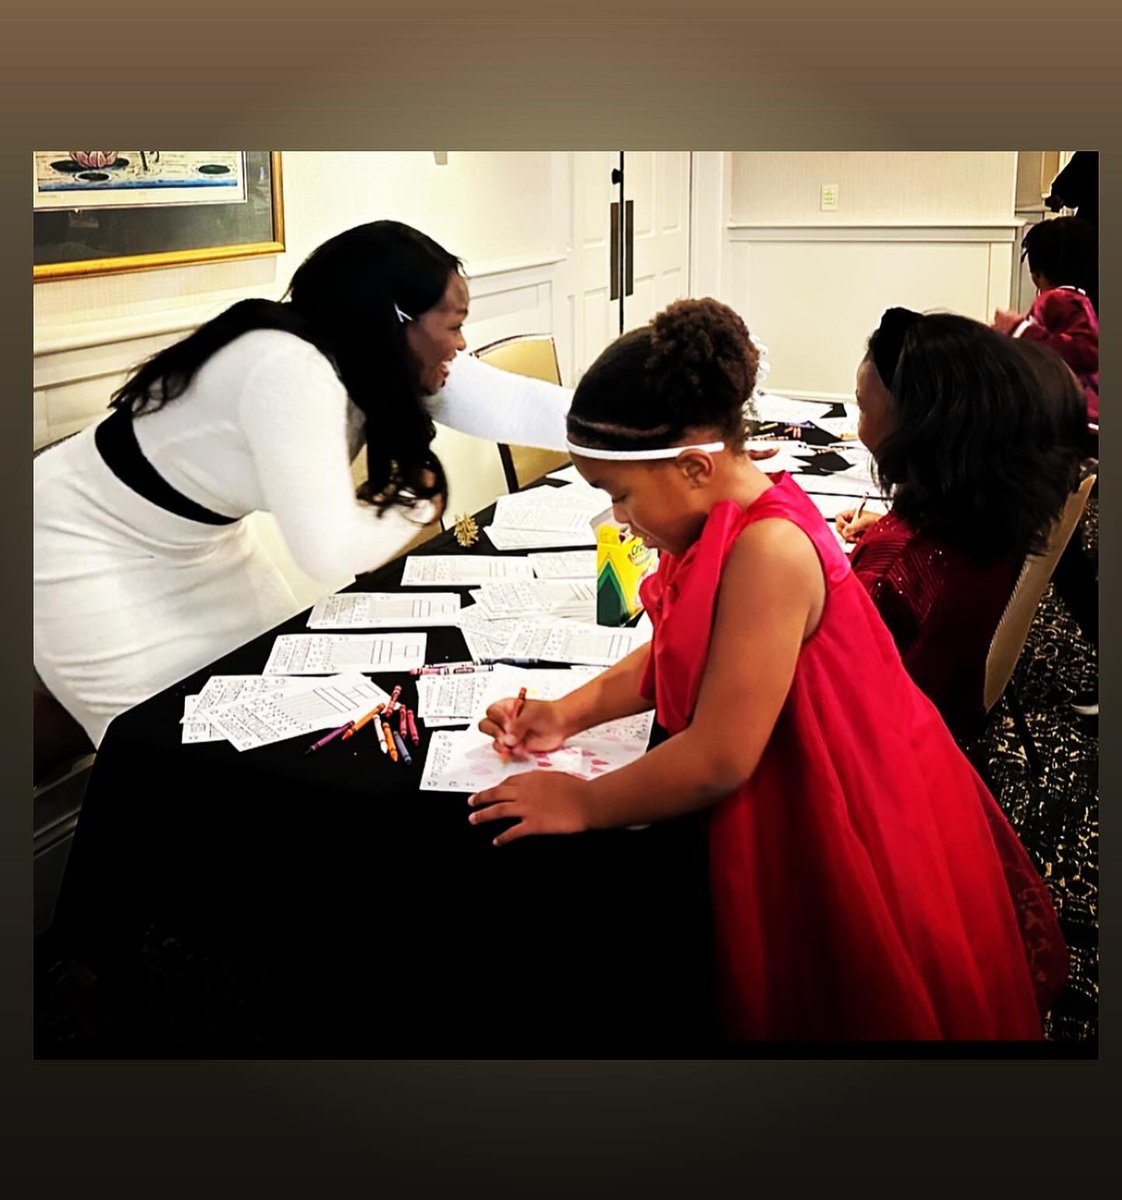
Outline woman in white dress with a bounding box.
[34,220,571,748]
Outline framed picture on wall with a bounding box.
[32,150,285,282]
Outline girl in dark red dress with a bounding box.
[836,309,1088,743]
[469,299,1068,1041]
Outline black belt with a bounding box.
[94,406,236,526]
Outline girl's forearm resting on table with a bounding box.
[583,723,756,828]
[553,644,654,736]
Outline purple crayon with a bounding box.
[304,720,354,755]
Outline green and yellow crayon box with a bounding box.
[596,524,659,626]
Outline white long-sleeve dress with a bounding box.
[34,330,570,744]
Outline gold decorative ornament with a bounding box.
[453,512,480,548]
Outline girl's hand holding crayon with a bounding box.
[468,770,591,846]
[834,509,882,543]
[477,696,571,761]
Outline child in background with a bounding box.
[835,309,1087,744]
[993,216,1099,430]
[993,215,1099,715]
[469,298,1068,1042]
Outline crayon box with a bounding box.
[596,523,659,626]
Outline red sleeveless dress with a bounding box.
[638,474,1068,1040]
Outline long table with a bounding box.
[44,483,715,1057]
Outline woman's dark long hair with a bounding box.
[110,220,462,514]
[870,311,1086,562]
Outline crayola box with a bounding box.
[596,523,659,626]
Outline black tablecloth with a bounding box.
[47,491,715,1056]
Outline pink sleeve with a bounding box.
[1019,291,1099,375]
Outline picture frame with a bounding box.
[33,150,285,282]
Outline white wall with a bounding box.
[730,151,1017,226]
[721,152,1021,404]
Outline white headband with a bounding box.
[564,439,726,461]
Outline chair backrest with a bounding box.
[474,334,562,386]
[982,472,1096,713]
[473,334,563,493]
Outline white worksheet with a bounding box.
[415,664,600,723]
[789,472,875,498]
[491,618,650,666]
[419,708,655,794]
[802,493,889,521]
[205,674,390,752]
[828,446,877,476]
[470,580,597,622]
[454,603,522,662]
[807,405,861,441]
[307,592,461,629]
[751,392,832,424]
[181,695,224,744]
[746,446,811,472]
[179,673,302,724]
[502,481,606,511]
[461,622,521,663]
[489,499,600,536]
[415,671,503,721]
[399,555,535,585]
[483,525,596,550]
[546,464,583,485]
[262,633,428,674]
[528,551,598,579]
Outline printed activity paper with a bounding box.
[399,556,535,586]
[483,525,596,550]
[262,633,427,675]
[528,551,598,579]
[307,592,460,628]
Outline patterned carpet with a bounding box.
[975,498,1098,1044]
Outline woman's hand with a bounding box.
[478,697,571,761]
[468,770,592,846]
[992,307,1024,336]
[834,509,882,543]
[418,468,447,525]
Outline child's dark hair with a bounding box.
[1021,216,1098,310]
[110,220,461,516]
[870,311,1085,562]
[567,298,759,452]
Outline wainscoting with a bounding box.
[722,223,1018,405]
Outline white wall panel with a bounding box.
[725,226,1017,403]
[731,152,1017,226]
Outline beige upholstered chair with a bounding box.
[981,471,1097,775]
[473,334,568,493]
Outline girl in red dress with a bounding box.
[469,299,1068,1041]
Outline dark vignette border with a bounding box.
[1,2,1118,1197]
